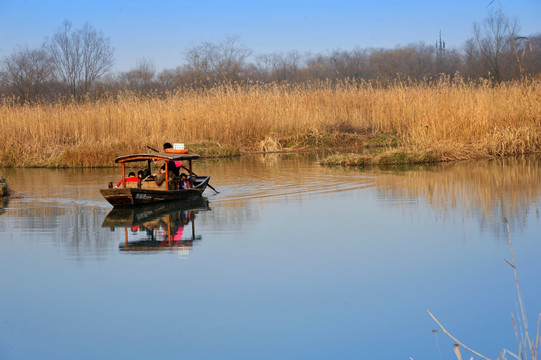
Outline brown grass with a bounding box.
[1,76,540,167]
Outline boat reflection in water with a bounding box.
[0,196,9,217]
[102,198,210,254]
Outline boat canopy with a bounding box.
[114,153,200,164]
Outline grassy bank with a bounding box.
[1,77,540,167]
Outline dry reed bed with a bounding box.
[1,78,540,167]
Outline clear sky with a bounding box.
[0,0,539,73]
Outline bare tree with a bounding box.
[118,58,158,93]
[183,35,252,83]
[466,11,519,81]
[304,52,336,80]
[434,48,463,77]
[254,51,303,82]
[0,46,53,103]
[367,43,438,81]
[518,34,541,77]
[157,67,184,90]
[45,21,114,99]
[328,48,370,80]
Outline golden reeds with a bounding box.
[0,77,540,167]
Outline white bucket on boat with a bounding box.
[173,143,184,150]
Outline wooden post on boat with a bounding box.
[165,161,169,190]
[167,214,172,246]
[121,163,126,188]
[188,159,193,187]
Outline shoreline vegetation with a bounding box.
[1,77,540,168]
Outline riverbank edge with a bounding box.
[0,132,387,168]
[2,135,537,169]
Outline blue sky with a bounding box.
[0,0,539,72]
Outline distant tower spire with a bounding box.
[436,30,445,62]
[436,30,445,52]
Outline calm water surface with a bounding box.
[1,154,540,360]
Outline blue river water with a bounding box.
[0,154,540,360]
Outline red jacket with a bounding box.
[115,176,139,188]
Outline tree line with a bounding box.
[1,11,540,104]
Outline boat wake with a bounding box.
[210,173,376,203]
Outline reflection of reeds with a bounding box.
[428,219,540,360]
[369,157,541,228]
[195,154,541,239]
[201,155,540,233]
[0,78,540,167]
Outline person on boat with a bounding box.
[137,170,144,179]
[114,172,139,188]
[179,173,190,189]
[163,142,181,176]
[154,165,176,188]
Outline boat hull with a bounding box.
[100,177,210,207]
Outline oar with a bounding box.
[146,145,219,193]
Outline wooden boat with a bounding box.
[100,152,210,207]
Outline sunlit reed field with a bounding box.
[1,77,540,167]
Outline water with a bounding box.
[1,154,540,360]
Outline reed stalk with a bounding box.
[428,217,540,360]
